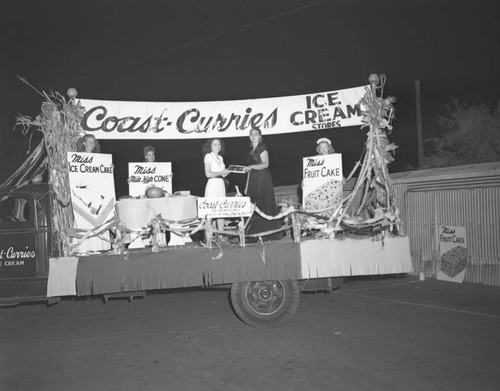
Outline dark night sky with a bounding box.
[1,0,500,197]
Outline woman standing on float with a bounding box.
[243,128,282,241]
[143,145,156,162]
[202,138,230,238]
[314,137,346,184]
[77,134,101,153]
[315,137,335,155]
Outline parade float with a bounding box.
[0,74,412,327]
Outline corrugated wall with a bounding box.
[395,179,500,286]
[405,191,436,276]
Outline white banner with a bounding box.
[67,152,116,252]
[78,85,367,140]
[302,154,343,215]
[128,162,172,197]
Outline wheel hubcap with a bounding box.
[244,281,286,316]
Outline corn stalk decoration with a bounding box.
[14,77,84,255]
[335,74,399,233]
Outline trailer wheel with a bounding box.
[230,280,300,328]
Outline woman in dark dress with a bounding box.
[243,128,282,241]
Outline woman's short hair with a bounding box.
[316,137,335,154]
[202,138,226,157]
[143,145,155,155]
[76,134,101,153]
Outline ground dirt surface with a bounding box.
[1,276,500,391]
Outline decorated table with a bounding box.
[115,195,198,228]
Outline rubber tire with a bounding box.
[230,280,300,328]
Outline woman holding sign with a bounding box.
[301,137,335,190]
[77,134,101,153]
[143,145,156,162]
[315,137,346,184]
[142,145,173,187]
[203,138,230,238]
[242,128,282,241]
[316,137,335,155]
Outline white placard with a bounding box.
[197,197,253,218]
[437,225,468,283]
[302,154,343,215]
[128,162,172,197]
[67,152,116,252]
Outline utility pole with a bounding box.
[415,80,424,167]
